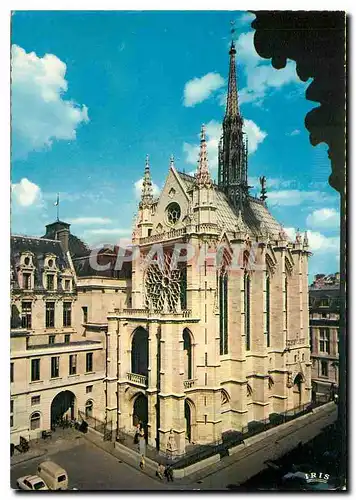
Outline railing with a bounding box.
[139,227,187,244]
[183,379,195,389]
[286,337,307,347]
[171,401,322,471]
[118,308,149,316]
[127,372,148,386]
[196,223,218,233]
[114,308,192,318]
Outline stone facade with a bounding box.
[10,41,312,455]
[309,273,340,399]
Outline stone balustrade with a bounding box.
[183,379,195,389]
[113,308,192,318]
[127,372,148,386]
[286,337,307,347]
[139,227,187,244]
[195,223,218,233]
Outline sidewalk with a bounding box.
[83,428,176,487]
[184,403,337,487]
[11,428,84,467]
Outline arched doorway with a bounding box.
[293,373,303,408]
[51,390,75,427]
[183,328,193,380]
[131,327,149,377]
[184,400,192,443]
[132,393,148,432]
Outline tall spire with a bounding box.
[140,154,153,207]
[218,26,249,211]
[225,40,240,118]
[195,124,212,187]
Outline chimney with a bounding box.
[44,220,71,253]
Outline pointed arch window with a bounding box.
[219,269,228,355]
[266,274,270,347]
[244,272,251,351]
[180,265,187,310]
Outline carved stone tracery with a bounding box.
[144,252,182,313]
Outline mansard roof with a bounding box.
[177,171,283,237]
[11,235,72,290]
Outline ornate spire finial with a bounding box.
[141,155,153,207]
[303,231,309,247]
[230,20,236,50]
[259,176,267,202]
[225,21,239,118]
[296,228,302,243]
[170,154,175,168]
[218,24,249,210]
[195,124,212,187]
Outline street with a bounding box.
[10,404,337,491]
[10,441,173,491]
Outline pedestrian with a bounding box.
[165,465,174,482]
[139,454,145,470]
[156,463,164,480]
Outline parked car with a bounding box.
[16,475,48,491]
[37,461,68,490]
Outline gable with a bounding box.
[151,167,190,234]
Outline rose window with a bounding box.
[166,202,181,226]
[144,252,182,312]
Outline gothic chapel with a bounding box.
[105,40,311,456]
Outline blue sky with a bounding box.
[10,10,340,280]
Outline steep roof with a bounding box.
[11,235,72,290]
[177,171,283,237]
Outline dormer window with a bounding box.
[48,259,54,268]
[46,274,55,291]
[23,272,32,290]
[24,257,30,266]
[64,279,71,291]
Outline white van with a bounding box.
[37,461,68,490]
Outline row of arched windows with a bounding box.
[218,270,275,353]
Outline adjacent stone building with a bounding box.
[309,273,340,401]
[10,227,106,445]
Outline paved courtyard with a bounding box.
[10,440,176,491]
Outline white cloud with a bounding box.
[268,190,334,207]
[134,178,160,199]
[249,177,294,189]
[306,208,340,230]
[285,227,339,253]
[238,12,256,24]
[84,228,131,235]
[11,44,89,159]
[183,73,225,107]
[183,118,266,171]
[11,178,41,206]
[234,31,305,106]
[286,129,301,137]
[243,119,267,153]
[68,217,112,225]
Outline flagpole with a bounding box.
[55,193,60,221]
